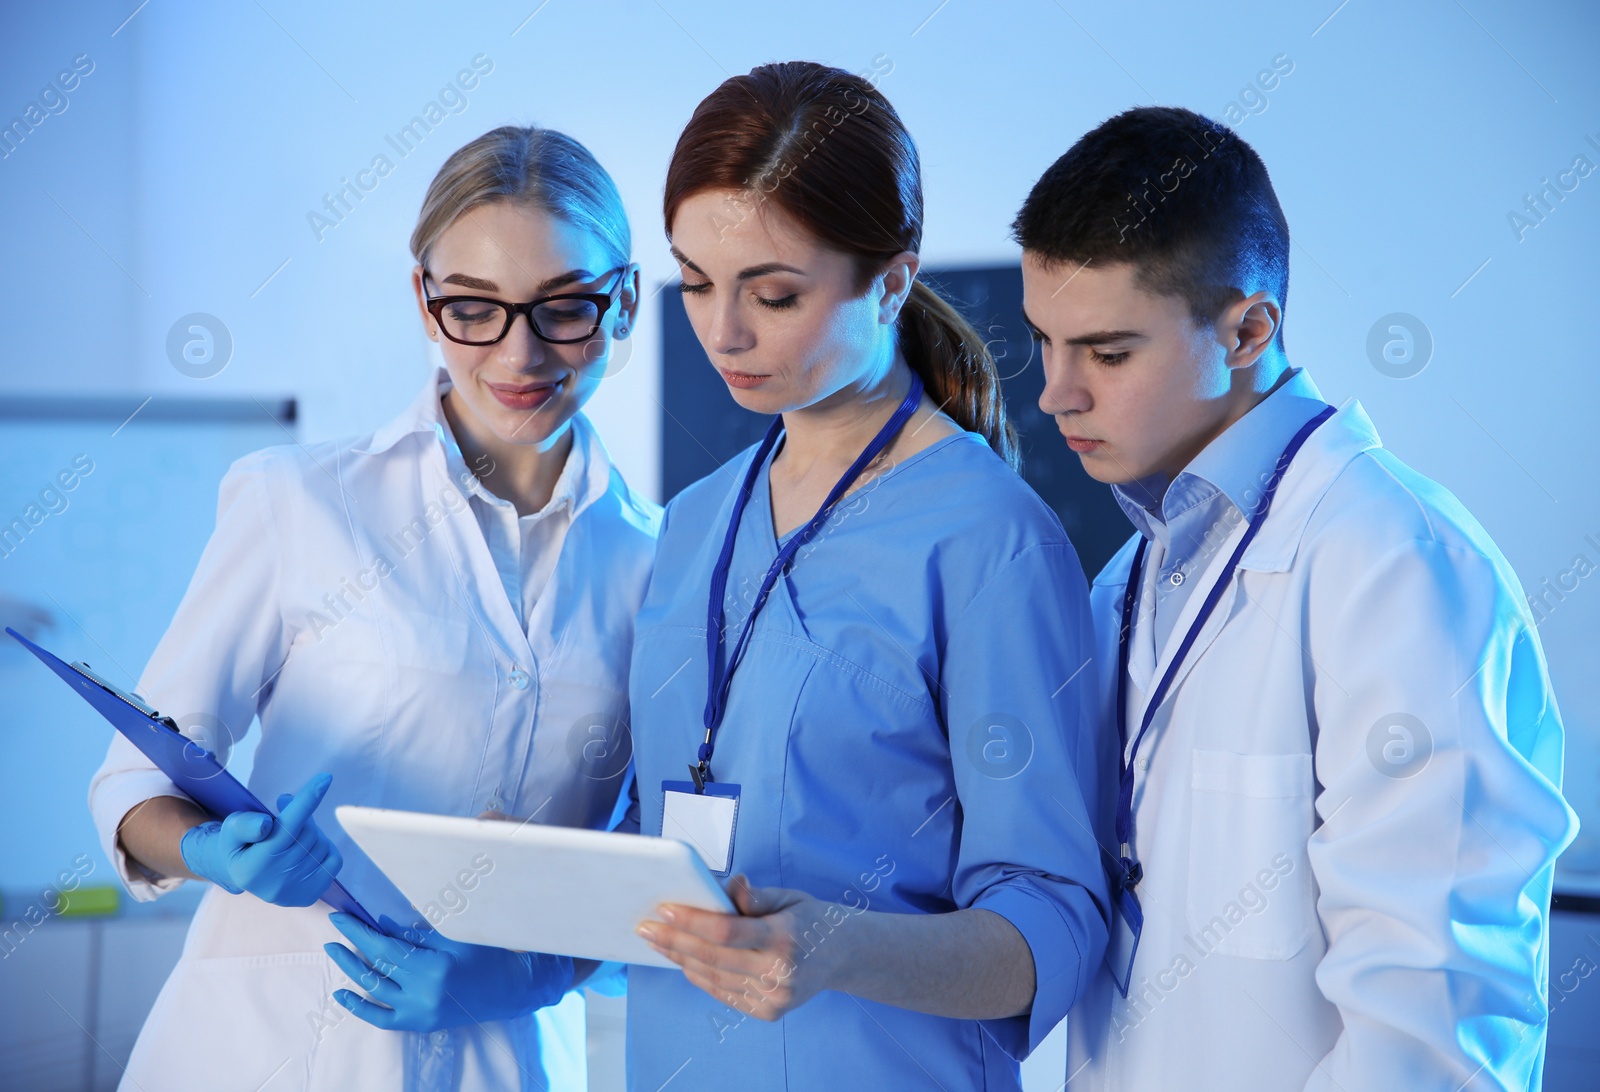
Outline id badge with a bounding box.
[1105,884,1143,997]
[660,781,741,875]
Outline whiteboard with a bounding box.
[0,396,292,891]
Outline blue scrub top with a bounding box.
[622,429,1111,1091]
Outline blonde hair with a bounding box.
[410,125,631,269]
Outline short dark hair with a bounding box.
[1012,106,1290,342]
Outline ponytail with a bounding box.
[898,280,1020,470]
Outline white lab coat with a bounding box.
[1066,398,1577,1091]
[88,371,660,1091]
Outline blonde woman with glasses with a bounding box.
[91,126,654,1091]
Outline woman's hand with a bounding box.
[640,877,1037,1022]
[177,772,343,906]
[636,876,845,1021]
[325,912,573,1031]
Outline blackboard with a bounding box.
[659,264,1133,578]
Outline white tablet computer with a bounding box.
[336,806,736,968]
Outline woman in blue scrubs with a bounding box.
[623,61,1110,1090]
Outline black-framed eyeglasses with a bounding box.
[424,266,627,346]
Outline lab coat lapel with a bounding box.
[1093,536,1160,762]
[357,369,536,668]
[1092,522,1246,743]
[1236,399,1382,574]
[1127,399,1382,726]
[1126,545,1159,700]
[1139,522,1249,726]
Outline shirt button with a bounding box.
[430,1030,448,1047]
[1168,571,1185,586]
[1137,756,1150,772]
[508,667,530,690]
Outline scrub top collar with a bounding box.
[761,428,984,548]
[1112,367,1327,543]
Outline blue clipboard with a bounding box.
[7,626,378,929]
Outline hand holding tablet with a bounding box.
[336,806,735,969]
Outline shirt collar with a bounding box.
[1112,368,1327,538]
[1093,394,1381,585]
[360,367,613,520]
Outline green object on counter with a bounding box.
[57,884,120,918]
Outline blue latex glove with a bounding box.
[178,772,343,906]
[325,912,574,1031]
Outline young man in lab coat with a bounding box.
[1014,106,1578,1090]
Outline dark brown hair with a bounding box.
[1012,106,1289,348]
[664,61,1019,469]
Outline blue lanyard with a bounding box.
[696,372,925,790]
[1113,404,1335,894]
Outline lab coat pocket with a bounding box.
[124,951,343,1092]
[1186,750,1315,960]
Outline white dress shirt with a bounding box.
[442,381,585,632]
